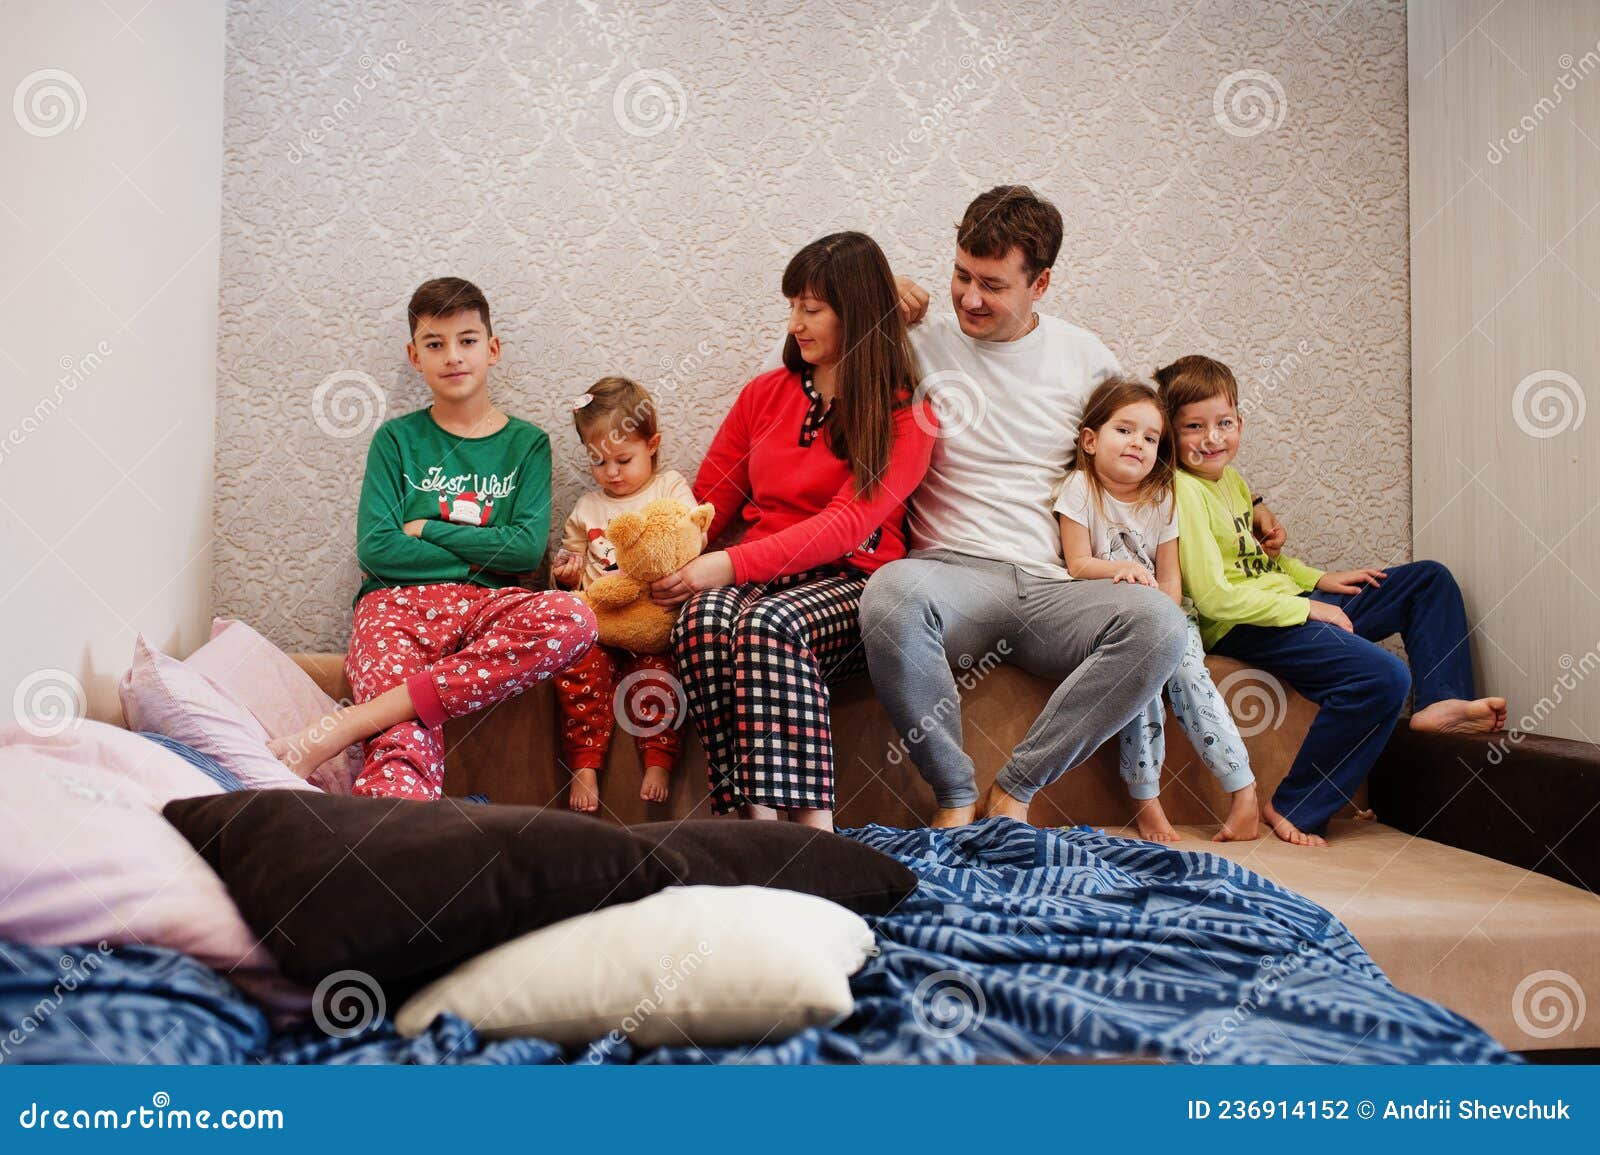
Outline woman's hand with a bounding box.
[893,275,930,326]
[1306,599,1354,633]
[1109,561,1158,588]
[1317,568,1386,595]
[403,519,428,538]
[650,551,736,607]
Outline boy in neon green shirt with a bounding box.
[1162,355,1505,846]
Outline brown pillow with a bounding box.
[630,819,917,916]
[164,791,688,987]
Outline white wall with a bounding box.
[1,2,224,725]
[1410,0,1600,742]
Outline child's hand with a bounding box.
[1317,568,1386,595]
[551,553,583,588]
[403,519,428,538]
[1307,599,1354,633]
[1109,561,1158,588]
[1253,505,1286,557]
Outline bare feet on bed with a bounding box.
[977,783,1030,823]
[568,767,600,812]
[930,805,976,829]
[1212,783,1261,843]
[1133,797,1182,843]
[1409,697,1508,735]
[640,764,670,804]
[1261,800,1326,848]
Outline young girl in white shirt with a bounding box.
[1054,376,1259,843]
[552,376,695,812]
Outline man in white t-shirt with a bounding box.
[861,186,1279,826]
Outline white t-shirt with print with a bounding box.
[1051,470,1177,575]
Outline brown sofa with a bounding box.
[294,651,1600,1056]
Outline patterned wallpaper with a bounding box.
[214,0,1411,652]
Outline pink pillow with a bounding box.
[118,635,317,792]
[0,722,310,1018]
[183,619,360,794]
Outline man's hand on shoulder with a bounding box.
[893,275,930,327]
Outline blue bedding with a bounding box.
[0,819,1512,1065]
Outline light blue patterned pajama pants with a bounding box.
[1118,612,1254,801]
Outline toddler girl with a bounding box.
[553,376,695,811]
[1054,376,1259,843]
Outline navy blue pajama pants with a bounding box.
[1212,560,1476,835]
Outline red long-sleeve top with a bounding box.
[694,368,938,584]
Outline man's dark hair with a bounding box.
[956,185,1063,282]
[407,277,492,338]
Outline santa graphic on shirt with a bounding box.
[440,490,493,526]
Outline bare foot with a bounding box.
[1133,797,1182,843]
[977,783,1030,823]
[1409,697,1508,735]
[568,767,600,813]
[268,717,351,780]
[788,807,834,832]
[640,764,670,804]
[1213,784,1261,843]
[1261,800,1326,848]
[930,805,976,829]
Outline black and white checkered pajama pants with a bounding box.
[670,566,869,814]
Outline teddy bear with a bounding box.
[579,497,715,654]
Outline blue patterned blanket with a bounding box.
[0,819,1512,1065]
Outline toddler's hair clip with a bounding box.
[570,393,595,410]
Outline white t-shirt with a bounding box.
[906,313,1121,578]
[1051,470,1177,575]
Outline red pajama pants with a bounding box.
[553,645,684,772]
[345,583,597,801]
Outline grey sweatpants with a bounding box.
[858,550,1188,808]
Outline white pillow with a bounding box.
[118,634,317,792]
[395,885,876,1049]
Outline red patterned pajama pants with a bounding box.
[670,566,868,815]
[345,583,597,801]
[553,645,684,772]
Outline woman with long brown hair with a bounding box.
[653,231,937,830]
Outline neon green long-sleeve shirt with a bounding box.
[1174,467,1324,648]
